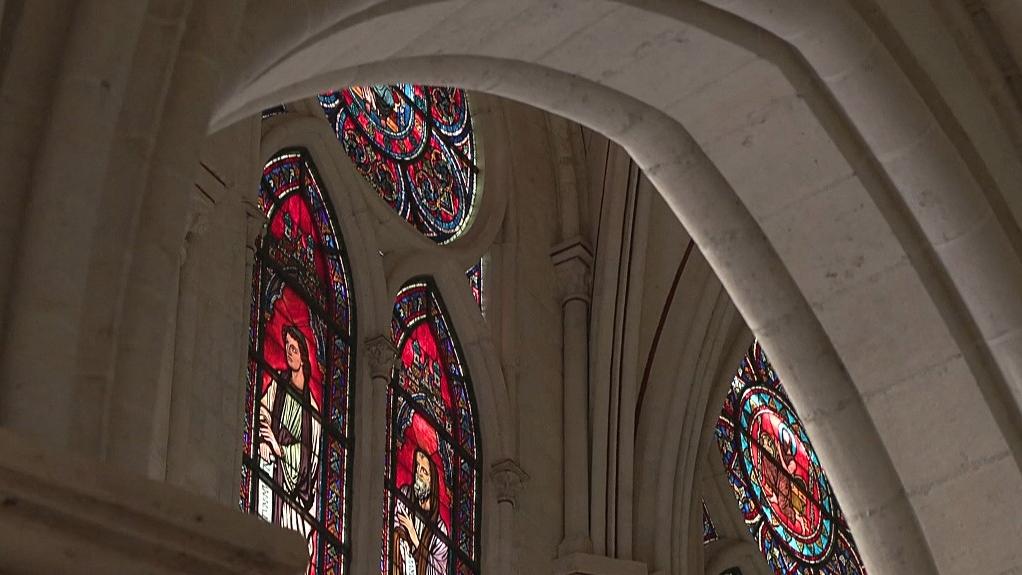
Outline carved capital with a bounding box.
[490,459,529,506]
[551,238,593,303]
[365,335,397,380]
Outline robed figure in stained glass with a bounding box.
[258,320,323,537]
[391,421,449,575]
[241,150,356,574]
[384,281,481,575]
[391,340,451,575]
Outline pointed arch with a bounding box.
[716,342,866,575]
[240,148,356,574]
[384,278,482,575]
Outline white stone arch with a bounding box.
[4,1,1020,573]
[219,48,931,571]
[199,3,1022,573]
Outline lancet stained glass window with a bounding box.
[715,342,866,575]
[241,149,355,574]
[384,279,482,575]
[319,85,479,245]
[466,261,482,309]
[702,499,719,544]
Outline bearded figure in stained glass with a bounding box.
[258,319,323,547]
[390,342,451,575]
[392,432,449,575]
[390,327,454,575]
[385,282,481,575]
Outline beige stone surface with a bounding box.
[0,429,305,574]
[1,1,1022,574]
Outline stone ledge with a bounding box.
[0,429,306,574]
[553,552,648,575]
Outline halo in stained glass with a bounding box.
[319,84,479,245]
[383,279,481,575]
[240,149,355,575]
[715,342,867,575]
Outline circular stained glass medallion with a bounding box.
[716,342,868,575]
[737,386,835,563]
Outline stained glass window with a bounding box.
[240,149,355,574]
[466,261,482,309]
[702,499,719,544]
[715,342,866,575]
[383,279,481,575]
[319,85,479,245]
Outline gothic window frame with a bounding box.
[383,277,483,575]
[715,342,867,575]
[240,147,357,575]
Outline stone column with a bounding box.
[552,238,594,556]
[348,335,397,573]
[491,459,528,575]
[0,0,148,453]
[365,334,397,473]
[102,0,247,474]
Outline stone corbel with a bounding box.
[552,237,593,304]
[489,459,529,575]
[490,459,529,507]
